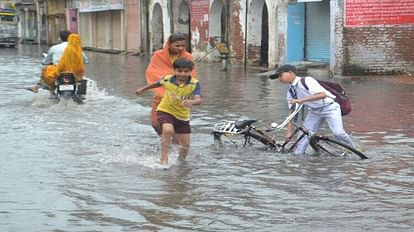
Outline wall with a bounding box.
[126,0,141,52]
[96,11,111,49]
[112,10,123,50]
[190,0,279,66]
[341,0,414,75]
[342,27,414,75]
[331,0,343,75]
[276,1,287,67]
[78,0,125,52]
[172,0,191,51]
[228,0,244,63]
[47,0,66,44]
[79,12,93,47]
[189,0,211,59]
[148,0,170,53]
[79,10,125,51]
[172,0,190,34]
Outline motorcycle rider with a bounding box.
[26,30,88,93]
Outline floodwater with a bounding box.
[1,45,413,231]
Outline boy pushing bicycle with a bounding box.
[269,64,354,155]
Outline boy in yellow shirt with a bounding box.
[135,58,202,166]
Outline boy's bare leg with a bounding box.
[176,133,190,160]
[151,96,162,136]
[160,123,174,165]
[171,134,179,145]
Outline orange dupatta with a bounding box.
[58,34,85,81]
[145,43,197,97]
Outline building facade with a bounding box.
[15,0,414,75]
[14,0,47,44]
[78,0,125,52]
[46,0,66,44]
[125,0,142,53]
[340,0,414,75]
[185,0,414,75]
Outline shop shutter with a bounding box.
[305,1,330,62]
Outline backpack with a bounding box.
[300,77,352,116]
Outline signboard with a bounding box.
[79,0,124,13]
[345,0,414,27]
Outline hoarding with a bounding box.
[345,0,414,27]
[79,0,124,13]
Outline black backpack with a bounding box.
[300,77,352,116]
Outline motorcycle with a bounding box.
[55,72,87,104]
[41,53,87,104]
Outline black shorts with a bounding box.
[156,111,191,134]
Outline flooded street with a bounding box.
[1,45,413,231]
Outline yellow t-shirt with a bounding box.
[156,75,201,121]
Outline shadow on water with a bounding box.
[1,46,413,231]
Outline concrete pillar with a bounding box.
[36,1,42,44]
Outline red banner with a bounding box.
[345,0,414,27]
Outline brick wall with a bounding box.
[342,26,414,75]
[228,1,244,64]
[126,0,141,52]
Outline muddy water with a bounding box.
[1,46,413,231]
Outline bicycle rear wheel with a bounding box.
[247,129,277,148]
[310,136,368,160]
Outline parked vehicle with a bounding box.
[0,1,17,48]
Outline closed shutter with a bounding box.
[305,0,330,62]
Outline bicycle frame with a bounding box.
[213,103,307,152]
[279,119,313,153]
[213,103,368,159]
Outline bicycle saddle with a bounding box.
[235,118,257,129]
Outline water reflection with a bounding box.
[344,76,414,145]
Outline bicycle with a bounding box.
[212,104,368,160]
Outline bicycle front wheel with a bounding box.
[310,136,368,160]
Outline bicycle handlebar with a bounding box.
[272,103,303,130]
[213,103,304,135]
